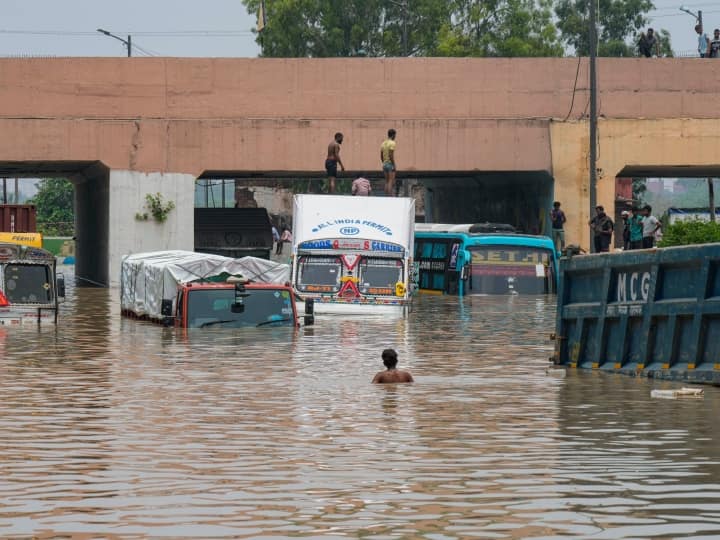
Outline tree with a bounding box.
[555,0,670,57]
[29,178,74,236]
[242,0,562,57]
[437,0,563,57]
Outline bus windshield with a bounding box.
[359,258,403,295]
[187,288,295,328]
[468,245,554,295]
[296,256,342,293]
[2,263,53,304]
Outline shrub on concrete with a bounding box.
[659,219,720,247]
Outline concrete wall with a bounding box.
[551,118,720,248]
[0,58,719,270]
[108,171,195,286]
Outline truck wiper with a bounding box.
[199,319,236,328]
[256,317,293,327]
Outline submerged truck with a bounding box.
[121,251,313,329]
[291,194,415,315]
[0,240,66,325]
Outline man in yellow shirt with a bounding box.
[380,129,397,196]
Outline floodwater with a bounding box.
[1,271,720,539]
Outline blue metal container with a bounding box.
[552,244,720,384]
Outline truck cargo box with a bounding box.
[0,205,37,233]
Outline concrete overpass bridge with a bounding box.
[0,57,718,286]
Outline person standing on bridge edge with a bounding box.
[641,205,660,249]
[696,24,710,58]
[381,129,397,196]
[638,28,660,57]
[550,201,566,254]
[710,29,720,58]
[589,205,613,253]
[325,132,345,194]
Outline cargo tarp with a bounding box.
[120,250,290,320]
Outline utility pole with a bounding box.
[402,0,408,56]
[709,178,716,222]
[589,0,598,251]
[97,28,132,57]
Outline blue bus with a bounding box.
[414,223,559,295]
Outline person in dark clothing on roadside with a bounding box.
[621,210,631,250]
[589,205,614,253]
[550,201,566,254]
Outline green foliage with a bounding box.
[555,0,670,57]
[29,178,74,236]
[136,193,175,224]
[243,0,562,58]
[438,0,563,57]
[659,219,720,247]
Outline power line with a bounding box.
[0,29,255,37]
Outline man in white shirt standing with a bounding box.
[641,205,661,248]
[696,24,710,58]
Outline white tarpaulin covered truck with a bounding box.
[120,251,306,328]
[291,194,415,315]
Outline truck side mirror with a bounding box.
[304,297,314,325]
[161,299,173,317]
[56,274,66,299]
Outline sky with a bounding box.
[0,0,717,58]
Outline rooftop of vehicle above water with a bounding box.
[181,282,292,290]
[415,223,517,234]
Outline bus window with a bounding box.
[359,258,403,296]
[415,239,456,293]
[296,256,342,293]
[469,246,554,295]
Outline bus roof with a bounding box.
[415,223,516,234]
[414,227,554,250]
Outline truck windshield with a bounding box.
[469,246,554,295]
[2,264,53,304]
[186,288,295,328]
[296,256,342,293]
[358,258,403,295]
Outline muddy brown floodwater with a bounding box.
[1,269,720,539]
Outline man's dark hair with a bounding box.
[648,28,654,34]
[381,348,398,368]
[388,129,396,139]
[596,205,604,212]
[715,28,720,33]
[335,132,343,141]
[553,201,561,207]
[643,204,652,212]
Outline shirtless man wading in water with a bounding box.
[372,349,414,384]
[325,132,345,194]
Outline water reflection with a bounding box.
[0,277,718,538]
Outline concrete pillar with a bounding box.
[74,168,110,287]
[107,170,196,286]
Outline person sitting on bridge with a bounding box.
[372,349,414,384]
[352,175,372,196]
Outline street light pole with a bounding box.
[97,28,132,57]
[589,0,598,251]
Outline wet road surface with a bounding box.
[1,272,719,539]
